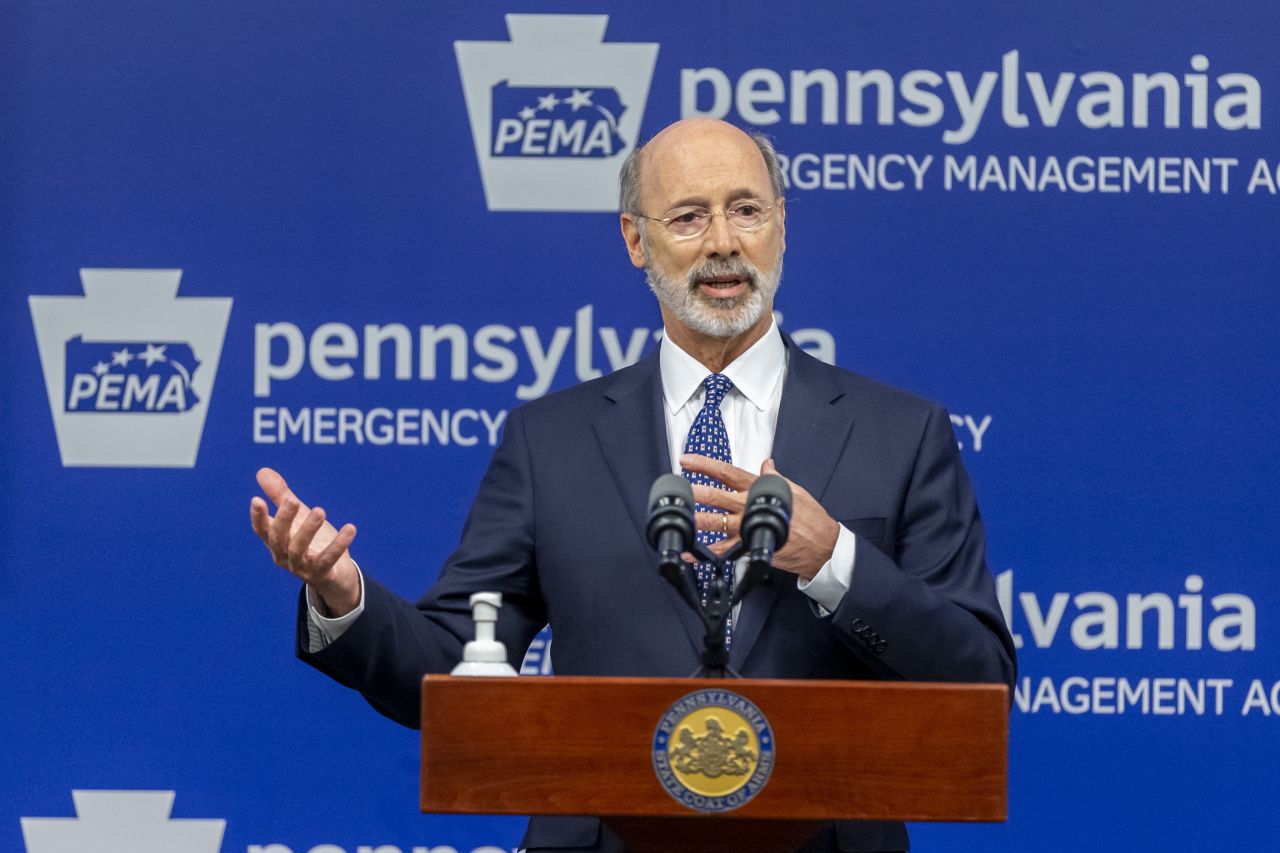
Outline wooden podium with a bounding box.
[421,676,1007,853]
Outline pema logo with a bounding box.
[63,338,203,414]
[455,14,659,211]
[490,83,627,158]
[29,269,233,468]
[21,790,225,853]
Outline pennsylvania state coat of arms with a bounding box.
[651,689,776,812]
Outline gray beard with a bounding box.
[645,254,783,339]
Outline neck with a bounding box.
[662,311,773,373]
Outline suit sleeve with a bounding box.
[829,404,1016,687]
[295,406,546,729]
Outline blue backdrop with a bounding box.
[4,1,1278,850]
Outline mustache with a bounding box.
[685,258,758,288]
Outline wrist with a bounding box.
[805,520,840,580]
[314,565,360,617]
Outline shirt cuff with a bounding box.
[796,524,856,616]
[304,564,366,653]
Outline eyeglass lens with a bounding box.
[665,202,772,237]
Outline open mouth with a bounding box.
[696,275,750,298]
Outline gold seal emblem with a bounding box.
[652,690,775,812]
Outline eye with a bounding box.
[732,202,762,217]
[671,210,706,224]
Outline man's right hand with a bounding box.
[250,467,361,618]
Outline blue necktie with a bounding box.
[682,373,735,645]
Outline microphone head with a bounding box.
[649,473,694,512]
[747,473,792,513]
[647,474,696,552]
[743,474,792,551]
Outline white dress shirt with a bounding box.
[306,321,855,650]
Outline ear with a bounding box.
[620,214,647,269]
[776,197,786,254]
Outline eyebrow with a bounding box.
[665,188,766,210]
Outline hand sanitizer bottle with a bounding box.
[450,592,518,676]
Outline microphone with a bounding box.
[740,473,792,568]
[646,474,696,570]
[647,474,705,617]
[742,474,792,553]
[648,472,757,680]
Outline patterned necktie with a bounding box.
[682,373,735,645]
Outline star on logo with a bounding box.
[111,347,133,367]
[518,106,537,121]
[565,88,594,111]
[139,342,168,367]
[536,92,560,111]
[93,361,111,376]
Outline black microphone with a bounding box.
[647,474,706,617]
[741,474,792,561]
[646,474,696,569]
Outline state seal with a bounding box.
[651,689,775,813]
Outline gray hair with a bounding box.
[618,130,785,216]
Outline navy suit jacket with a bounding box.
[299,334,1016,852]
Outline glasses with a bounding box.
[634,198,782,239]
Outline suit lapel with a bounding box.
[731,335,856,670]
[729,567,780,670]
[592,351,706,655]
[770,335,855,503]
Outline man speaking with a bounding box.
[250,118,1015,852]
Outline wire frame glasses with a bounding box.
[634,198,782,239]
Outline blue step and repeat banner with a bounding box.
[4,1,1278,850]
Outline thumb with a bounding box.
[761,457,778,476]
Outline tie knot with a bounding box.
[702,373,733,406]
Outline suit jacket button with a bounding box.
[851,618,866,631]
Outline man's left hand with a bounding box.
[681,454,839,581]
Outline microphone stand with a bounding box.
[650,473,791,679]
[698,567,733,679]
[659,541,776,679]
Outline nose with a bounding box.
[701,211,741,259]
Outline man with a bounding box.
[250,118,1015,852]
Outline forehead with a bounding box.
[641,128,772,210]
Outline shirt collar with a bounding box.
[660,320,785,414]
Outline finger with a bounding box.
[287,507,327,569]
[249,497,272,543]
[256,467,306,512]
[314,522,357,569]
[761,457,794,487]
[268,499,300,563]
[680,551,697,564]
[696,510,737,537]
[679,454,757,491]
[709,537,740,556]
[760,458,808,497]
[692,484,745,512]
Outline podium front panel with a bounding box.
[421,675,1007,822]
